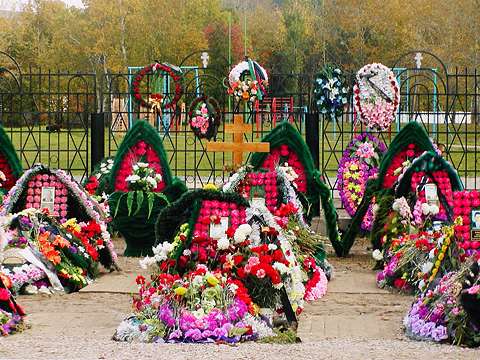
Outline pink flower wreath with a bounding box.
[114,140,166,192]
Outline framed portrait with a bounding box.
[209,217,229,240]
[424,183,439,205]
[40,186,55,212]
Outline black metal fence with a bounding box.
[1,51,479,198]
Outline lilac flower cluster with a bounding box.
[157,299,252,343]
[404,298,449,342]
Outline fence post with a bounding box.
[91,112,105,172]
[305,112,320,169]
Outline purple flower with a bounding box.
[168,329,182,341]
[184,328,203,341]
[159,304,175,327]
[431,325,448,342]
[419,321,436,337]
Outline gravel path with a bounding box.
[1,238,479,359]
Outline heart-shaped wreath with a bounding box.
[131,62,183,110]
[188,96,221,140]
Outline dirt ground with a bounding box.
[0,237,479,360]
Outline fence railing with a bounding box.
[1,51,479,202]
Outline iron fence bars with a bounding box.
[0,54,95,180]
[1,51,479,196]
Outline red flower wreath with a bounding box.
[131,62,183,110]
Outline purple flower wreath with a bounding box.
[338,133,387,231]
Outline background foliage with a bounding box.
[0,0,479,74]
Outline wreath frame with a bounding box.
[353,63,400,131]
[187,95,222,140]
[313,65,349,119]
[131,62,183,110]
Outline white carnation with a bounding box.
[421,261,434,274]
[217,237,230,250]
[234,224,253,244]
[372,249,383,261]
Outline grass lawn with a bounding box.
[5,120,480,186]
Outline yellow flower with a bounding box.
[347,183,355,190]
[62,218,81,232]
[435,260,441,268]
[351,173,360,180]
[252,303,260,315]
[432,268,438,276]
[438,253,445,261]
[454,217,463,226]
[206,275,219,287]
[203,183,217,191]
[349,164,359,171]
[174,286,187,296]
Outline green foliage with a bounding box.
[2,0,478,77]
[112,190,169,219]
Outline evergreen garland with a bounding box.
[0,124,23,193]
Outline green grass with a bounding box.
[5,121,480,184]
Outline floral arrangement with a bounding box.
[353,63,400,131]
[383,143,423,189]
[2,264,48,294]
[222,165,308,229]
[453,190,480,255]
[0,271,25,336]
[0,165,117,268]
[114,141,166,193]
[404,258,480,347]
[313,65,349,119]
[83,157,114,196]
[188,96,221,140]
[376,220,462,293]
[410,170,453,224]
[114,269,274,343]
[4,210,102,293]
[338,133,387,231]
[224,167,279,213]
[260,145,307,193]
[119,188,331,343]
[131,62,182,110]
[228,59,268,103]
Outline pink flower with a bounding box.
[256,269,266,278]
[467,285,480,295]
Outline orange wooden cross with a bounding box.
[206,114,270,166]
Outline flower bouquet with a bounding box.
[314,65,349,119]
[4,209,102,293]
[0,271,25,336]
[404,257,480,347]
[338,133,387,231]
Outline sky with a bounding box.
[0,0,84,11]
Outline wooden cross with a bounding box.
[206,114,270,166]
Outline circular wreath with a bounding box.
[227,58,268,103]
[188,96,221,140]
[353,63,400,131]
[338,133,387,231]
[131,62,183,110]
[314,65,348,118]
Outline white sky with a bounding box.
[0,0,84,11]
